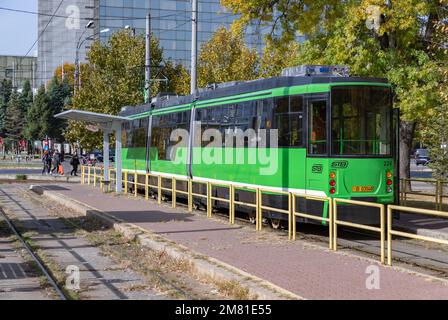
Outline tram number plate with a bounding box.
[352,186,374,192]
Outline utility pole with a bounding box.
[145,13,151,104]
[190,0,198,95]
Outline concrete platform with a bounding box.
[33,183,448,299]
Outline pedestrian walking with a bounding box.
[51,150,61,175]
[41,151,51,175]
[70,154,80,176]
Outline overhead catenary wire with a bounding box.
[0,6,238,23]
[23,0,64,57]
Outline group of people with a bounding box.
[41,150,80,176]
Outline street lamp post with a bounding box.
[74,21,109,94]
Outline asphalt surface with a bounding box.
[0,162,74,176]
[410,159,433,179]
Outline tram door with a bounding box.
[305,97,330,217]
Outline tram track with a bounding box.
[20,190,193,300]
[197,203,448,278]
[16,186,242,300]
[0,207,67,300]
[120,186,448,280]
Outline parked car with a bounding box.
[415,148,430,166]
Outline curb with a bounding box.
[30,185,303,300]
[0,174,80,183]
[394,221,448,241]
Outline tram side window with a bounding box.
[122,118,148,148]
[196,97,304,148]
[151,111,190,161]
[308,100,328,154]
[331,86,392,155]
[197,102,258,148]
[273,95,303,147]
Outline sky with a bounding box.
[0,0,38,56]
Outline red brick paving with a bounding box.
[47,183,448,299]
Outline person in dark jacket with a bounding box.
[51,150,61,175]
[41,151,51,175]
[70,154,80,176]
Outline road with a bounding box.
[0,162,74,176]
[410,159,433,179]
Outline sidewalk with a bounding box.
[39,183,448,299]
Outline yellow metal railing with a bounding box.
[333,198,386,264]
[400,178,447,210]
[387,204,448,266]
[79,166,448,265]
[293,195,333,249]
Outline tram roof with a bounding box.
[119,75,389,117]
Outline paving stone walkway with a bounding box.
[37,183,448,300]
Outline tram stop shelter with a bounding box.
[54,110,129,192]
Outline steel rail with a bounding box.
[0,208,67,300]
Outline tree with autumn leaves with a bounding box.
[59,2,448,182]
[64,30,188,150]
[222,0,448,181]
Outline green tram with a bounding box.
[120,65,398,226]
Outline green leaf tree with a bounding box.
[0,79,13,136]
[197,26,259,88]
[65,30,166,150]
[222,0,448,181]
[25,85,48,141]
[4,90,25,152]
[44,77,71,141]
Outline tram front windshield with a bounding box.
[331,86,392,156]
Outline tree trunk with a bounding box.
[399,120,416,191]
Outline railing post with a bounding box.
[399,178,403,204]
[88,167,91,185]
[81,166,84,184]
[158,175,162,204]
[333,198,338,251]
[403,178,408,206]
[229,185,235,225]
[256,188,261,231]
[380,204,385,264]
[328,197,333,250]
[172,178,176,208]
[387,206,392,266]
[134,171,138,197]
[440,181,444,211]
[100,168,104,190]
[207,182,212,218]
[93,167,97,187]
[188,179,193,212]
[124,171,128,194]
[145,174,149,200]
[288,193,293,240]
